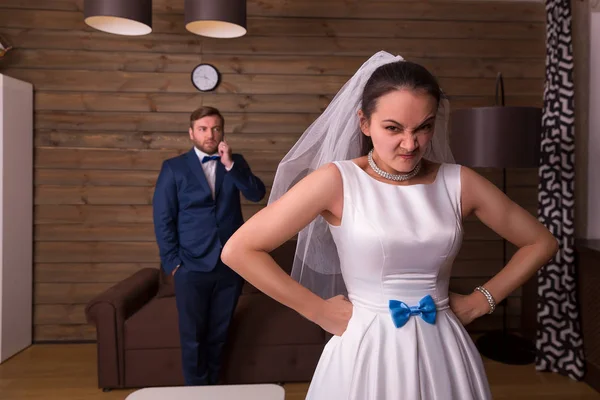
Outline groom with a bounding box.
[152,106,266,385]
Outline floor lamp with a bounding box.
[449,73,542,365]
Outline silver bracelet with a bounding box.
[474,286,496,314]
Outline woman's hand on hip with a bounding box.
[314,295,353,336]
[449,292,490,326]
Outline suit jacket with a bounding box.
[153,148,266,275]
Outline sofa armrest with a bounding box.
[86,267,160,323]
[85,268,160,389]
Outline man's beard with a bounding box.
[194,140,218,155]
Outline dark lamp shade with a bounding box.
[450,106,542,168]
[185,0,247,38]
[84,0,152,36]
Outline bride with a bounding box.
[221,51,558,399]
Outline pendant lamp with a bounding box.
[185,0,247,38]
[84,0,152,36]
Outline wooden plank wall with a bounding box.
[0,0,545,341]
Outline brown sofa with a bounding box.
[85,240,328,390]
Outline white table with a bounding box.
[125,384,285,400]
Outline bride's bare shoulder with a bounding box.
[295,162,343,191]
[350,156,368,170]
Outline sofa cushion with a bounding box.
[125,348,184,387]
[124,296,180,350]
[229,293,325,347]
[241,281,259,294]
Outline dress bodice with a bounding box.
[329,160,463,310]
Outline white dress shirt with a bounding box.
[194,147,234,200]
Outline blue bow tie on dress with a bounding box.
[202,155,220,164]
[389,295,437,328]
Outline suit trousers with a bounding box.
[173,260,244,385]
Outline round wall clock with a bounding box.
[191,63,220,92]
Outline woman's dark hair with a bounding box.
[360,61,443,154]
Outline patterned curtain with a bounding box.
[536,0,585,380]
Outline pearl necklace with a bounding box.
[367,149,421,182]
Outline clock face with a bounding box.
[191,64,220,92]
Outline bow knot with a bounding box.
[389,295,437,328]
[202,155,220,164]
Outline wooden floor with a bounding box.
[0,344,598,400]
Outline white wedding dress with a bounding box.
[305,160,492,400]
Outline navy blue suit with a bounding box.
[153,148,266,385]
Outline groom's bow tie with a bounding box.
[202,155,220,164]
